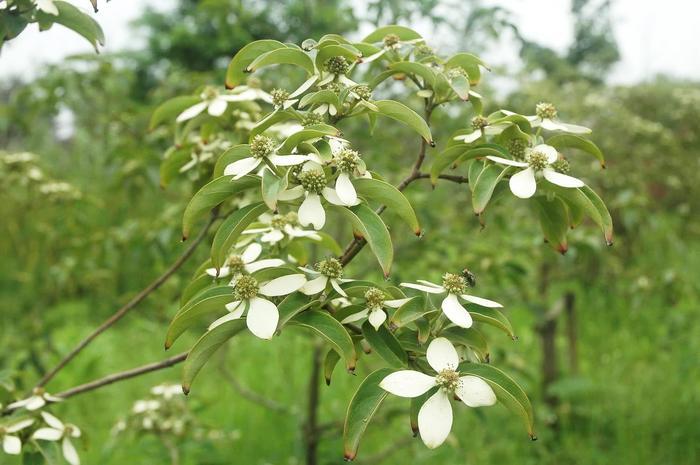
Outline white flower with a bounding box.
[486,144,584,199]
[502,103,591,134]
[400,273,502,329]
[379,337,497,448]
[35,0,58,15]
[7,389,62,411]
[33,412,81,465]
[132,400,161,414]
[176,86,271,123]
[1,418,34,455]
[362,34,424,63]
[208,273,307,339]
[341,287,410,330]
[205,242,284,278]
[278,167,358,230]
[150,384,183,400]
[299,258,353,297]
[243,213,321,245]
[223,134,314,180]
[331,148,371,206]
[453,116,511,144]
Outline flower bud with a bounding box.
[352,85,373,100]
[364,287,386,309]
[471,116,489,130]
[526,149,549,170]
[299,169,327,194]
[507,138,529,161]
[442,272,466,295]
[233,275,259,300]
[270,88,290,107]
[383,33,401,48]
[250,135,276,158]
[316,258,343,278]
[335,148,361,173]
[536,102,557,120]
[324,56,350,75]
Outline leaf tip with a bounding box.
[343,452,356,461]
[529,433,538,441]
[413,228,422,237]
[428,139,436,147]
[557,243,568,255]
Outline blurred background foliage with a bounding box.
[1,0,699,464]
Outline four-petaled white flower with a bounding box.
[7,388,62,411]
[208,273,307,339]
[487,143,584,199]
[243,213,321,244]
[503,102,591,134]
[177,86,271,123]
[454,115,511,144]
[1,418,34,455]
[332,148,371,206]
[278,167,358,230]
[35,0,58,15]
[299,258,353,297]
[205,242,284,278]
[223,135,313,180]
[401,273,502,328]
[33,412,81,465]
[380,337,497,448]
[341,287,411,330]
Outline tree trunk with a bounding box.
[564,292,578,375]
[304,343,323,465]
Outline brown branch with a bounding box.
[304,344,323,465]
[34,214,217,389]
[3,352,187,416]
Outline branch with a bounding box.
[218,363,293,414]
[34,213,217,389]
[3,352,187,416]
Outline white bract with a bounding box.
[401,273,502,328]
[205,242,284,278]
[331,148,370,206]
[208,273,307,339]
[35,0,58,15]
[223,134,313,180]
[487,144,584,199]
[299,258,353,297]
[177,86,271,123]
[1,418,34,455]
[341,287,410,330]
[503,102,591,134]
[379,338,497,448]
[453,115,511,144]
[7,388,62,411]
[33,412,81,465]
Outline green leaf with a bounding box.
[445,53,490,85]
[353,177,420,235]
[277,292,317,327]
[182,319,247,393]
[247,47,315,76]
[470,307,517,340]
[361,322,407,368]
[547,185,613,245]
[343,368,394,460]
[546,134,605,168]
[449,74,471,100]
[182,175,258,239]
[323,349,341,385]
[315,43,362,68]
[211,202,269,269]
[165,285,233,349]
[389,62,436,87]
[288,310,357,371]
[430,146,467,183]
[179,273,215,307]
[213,145,251,178]
[440,326,489,361]
[150,96,201,130]
[374,100,433,145]
[160,147,193,187]
[472,164,510,215]
[261,169,287,210]
[532,196,569,254]
[362,25,422,43]
[42,1,105,51]
[388,296,430,327]
[278,125,339,153]
[332,205,393,277]
[458,363,536,439]
[225,40,287,88]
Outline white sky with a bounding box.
[1,0,699,84]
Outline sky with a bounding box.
[1,0,699,84]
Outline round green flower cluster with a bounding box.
[316,258,343,278]
[325,56,350,75]
[507,138,529,161]
[227,255,246,275]
[302,112,325,126]
[551,157,570,174]
[353,85,373,100]
[446,66,468,80]
[234,275,259,300]
[471,116,489,130]
[364,287,386,309]
[383,33,401,47]
[442,272,467,295]
[335,148,361,173]
[536,102,557,120]
[435,368,460,392]
[526,150,550,170]
[250,135,276,159]
[299,170,327,194]
[271,88,290,107]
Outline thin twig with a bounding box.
[3,352,188,416]
[34,214,217,389]
[218,363,293,414]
